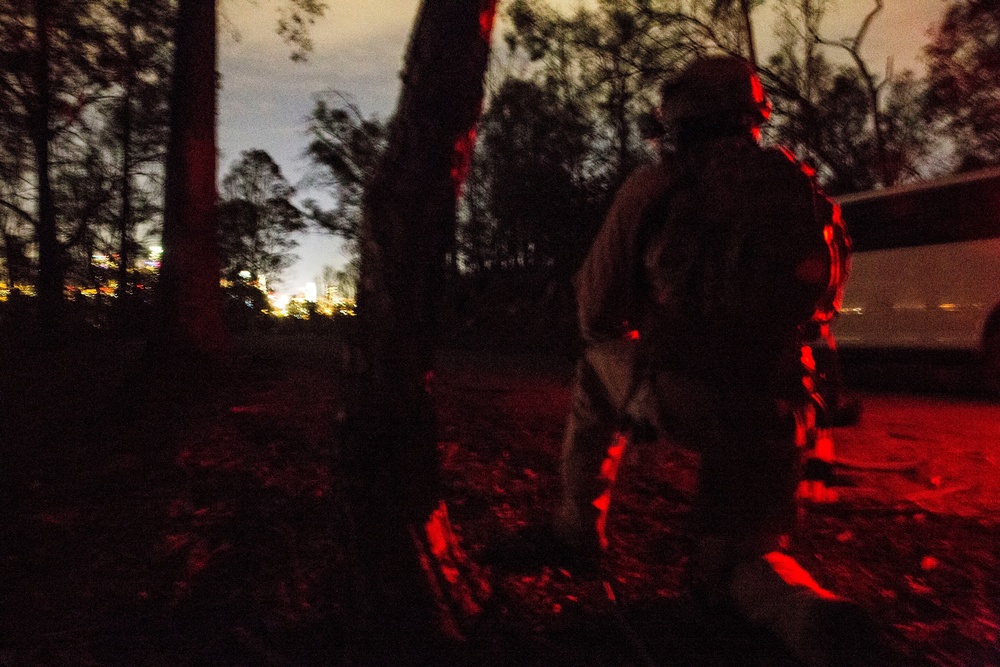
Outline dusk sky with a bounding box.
[217,0,948,293]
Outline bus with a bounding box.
[832,166,1000,394]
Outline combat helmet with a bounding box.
[660,55,772,126]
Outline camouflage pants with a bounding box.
[556,340,802,558]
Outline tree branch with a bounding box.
[0,197,36,226]
[850,0,883,52]
[809,0,893,185]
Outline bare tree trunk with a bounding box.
[2,232,21,294]
[152,0,229,366]
[612,60,631,182]
[344,0,497,656]
[116,0,136,331]
[812,0,895,186]
[740,0,758,66]
[31,0,63,334]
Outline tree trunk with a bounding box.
[31,0,63,334]
[344,0,497,656]
[116,0,136,331]
[152,0,228,366]
[740,0,758,67]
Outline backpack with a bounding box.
[640,141,841,357]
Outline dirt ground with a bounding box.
[435,351,1000,667]
[1,336,998,666]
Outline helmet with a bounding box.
[660,56,772,125]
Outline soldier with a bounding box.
[553,55,877,665]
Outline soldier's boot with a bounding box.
[554,431,629,570]
[728,551,883,667]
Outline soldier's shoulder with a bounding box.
[618,162,672,201]
[758,144,817,184]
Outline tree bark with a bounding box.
[344,0,497,656]
[740,0,758,67]
[116,0,136,328]
[152,0,229,365]
[31,0,63,334]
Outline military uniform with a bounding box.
[555,56,878,667]
[559,133,837,551]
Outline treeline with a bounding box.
[306,0,1000,350]
[1,0,997,346]
[0,0,321,338]
[0,0,173,333]
[462,0,999,271]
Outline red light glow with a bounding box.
[763,551,838,600]
[750,73,771,122]
[479,0,498,41]
[593,433,628,549]
[451,125,478,194]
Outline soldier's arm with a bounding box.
[574,165,670,345]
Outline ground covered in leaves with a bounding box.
[1,334,997,666]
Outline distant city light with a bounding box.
[271,293,291,316]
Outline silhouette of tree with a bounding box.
[151,0,325,370]
[303,94,387,246]
[505,0,695,185]
[99,0,173,329]
[276,0,329,62]
[925,0,1000,170]
[0,0,107,333]
[807,0,899,185]
[151,0,229,367]
[461,78,600,276]
[762,0,936,191]
[711,0,764,65]
[342,0,499,653]
[760,0,831,164]
[218,149,304,287]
